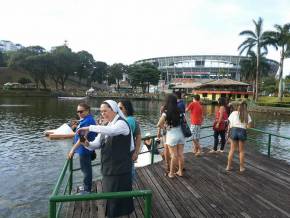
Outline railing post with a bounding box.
[268,134,272,158]
[69,158,73,194]
[151,137,155,165]
[144,193,152,218]
[49,200,56,218]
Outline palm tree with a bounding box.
[240,51,271,93]
[238,17,269,101]
[264,23,290,101]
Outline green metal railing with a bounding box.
[248,128,290,158]
[49,157,152,218]
[49,124,289,218]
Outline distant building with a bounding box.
[135,55,279,84]
[0,40,24,52]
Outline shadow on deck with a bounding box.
[66,149,290,217]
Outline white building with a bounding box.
[0,40,24,52]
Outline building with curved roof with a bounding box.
[135,55,279,83]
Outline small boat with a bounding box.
[58,97,87,100]
[44,124,75,140]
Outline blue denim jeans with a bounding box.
[79,154,92,192]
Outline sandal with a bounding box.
[168,173,175,178]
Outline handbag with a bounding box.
[180,115,192,138]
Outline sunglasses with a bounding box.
[77,110,84,114]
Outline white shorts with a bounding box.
[190,125,201,140]
[166,126,185,147]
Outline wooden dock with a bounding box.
[65,149,290,218]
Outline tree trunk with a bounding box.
[255,47,260,102]
[278,50,284,101]
[40,79,47,89]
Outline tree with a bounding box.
[76,51,95,85]
[128,63,160,93]
[240,51,271,83]
[51,46,79,90]
[238,17,269,102]
[107,63,128,89]
[264,23,290,101]
[91,61,108,84]
[0,51,4,67]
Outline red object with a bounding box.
[186,101,203,125]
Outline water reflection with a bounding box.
[0,97,289,218]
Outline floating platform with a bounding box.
[64,149,290,217]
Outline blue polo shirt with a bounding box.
[74,114,97,156]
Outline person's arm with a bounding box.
[86,134,102,150]
[88,120,129,136]
[132,122,141,161]
[216,106,225,128]
[132,133,141,161]
[156,114,166,138]
[185,102,192,112]
[67,139,81,159]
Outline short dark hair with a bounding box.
[174,91,182,99]
[194,94,200,101]
[119,100,134,116]
[78,102,90,112]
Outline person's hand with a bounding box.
[67,149,75,159]
[215,123,219,129]
[82,137,90,147]
[76,127,89,134]
[132,151,138,161]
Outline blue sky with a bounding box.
[1,0,290,76]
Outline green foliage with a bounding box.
[0,51,5,67]
[107,63,128,87]
[238,17,269,102]
[264,23,290,101]
[51,46,80,90]
[128,63,160,93]
[91,61,108,84]
[76,51,95,85]
[240,51,271,81]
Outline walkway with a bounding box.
[65,149,290,217]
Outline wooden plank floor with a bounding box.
[65,149,290,218]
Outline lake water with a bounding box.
[0,97,289,218]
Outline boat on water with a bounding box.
[58,96,87,100]
[44,123,75,140]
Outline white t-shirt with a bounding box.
[228,111,252,129]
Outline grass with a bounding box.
[258,96,290,103]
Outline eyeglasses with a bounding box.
[77,110,84,114]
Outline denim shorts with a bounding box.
[166,126,185,146]
[230,127,247,141]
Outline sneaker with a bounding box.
[209,149,216,153]
[219,149,224,153]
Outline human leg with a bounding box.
[176,144,184,176]
[220,131,226,151]
[79,154,92,192]
[168,145,178,178]
[213,131,219,151]
[163,144,171,174]
[239,140,245,172]
[226,140,237,171]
